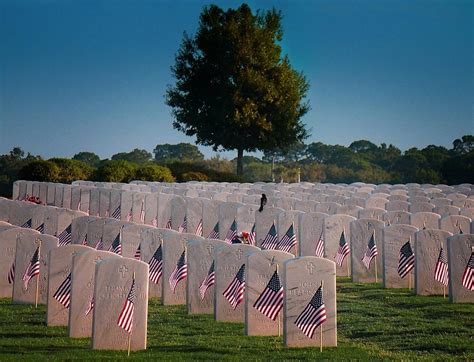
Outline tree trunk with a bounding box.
[236,148,244,175]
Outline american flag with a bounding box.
[223,264,246,310]
[261,223,278,250]
[315,230,325,258]
[224,219,237,243]
[178,216,187,233]
[199,261,215,300]
[20,219,32,228]
[58,224,72,246]
[434,247,449,286]
[195,219,203,237]
[53,273,72,308]
[149,245,163,284]
[126,207,133,222]
[278,224,297,253]
[397,240,415,279]
[294,284,327,339]
[95,237,104,251]
[335,231,349,267]
[253,270,283,321]
[207,221,219,239]
[169,250,187,292]
[362,233,378,270]
[82,233,88,246]
[125,205,133,222]
[134,244,141,260]
[461,252,474,291]
[7,262,15,284]
[139,200,145,223]
[165,217,172,229]
[248,224,256,246]
[22,246,40,290]
[84,295,94,316]
[109,230,122,255]
[117,277,136,334]
[111,205,121,220]
[35,223,45,234]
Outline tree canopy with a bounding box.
[166,4,310,174]
[111,148,152,164]
[153,143,204,163]
[72,152,101,168]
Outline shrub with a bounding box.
[93,160,136,183]
[135,164,175,182]
[18,160,60,182]
[49,158,93,183]
[181,171,209,182]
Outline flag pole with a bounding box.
[293,222,298,256]
[375,256,378,283]
[440,241,446,299]
[35,239,42,308]
[127,271,136,357]
[276,263,281,337]
[346,257,350,278]
[320,280,324,353]
[374,231,378,283]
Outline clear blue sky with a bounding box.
[1,0,472,160]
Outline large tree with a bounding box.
[111,148,152,164]
[153,143,204,163]
[166,4,310,175]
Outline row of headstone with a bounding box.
[13,180,474,215]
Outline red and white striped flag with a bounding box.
[117,277,136,334]
[149,245,163,284]
[53,273,72,308]
[362,233,378,270]
[134,244,141,260]
[111,205,121,220]
[58,224,72,247]
[84,295,94,316]
[335,231,349,267]
[199,261,215,300]
[294,284,327,339]
[169,250,187,292]
[109,230,122,255]
[248,224,256,246]
[253,270,283,320]
[22,246,40,290]
[278,224,297,253]
[82,233,88,246]
[95,237,104,251]
[35,223,45,234]
[178,216,187,233]
[461,252,474,291]
[7,262,15,284]
[195,219,203,237]
[397,240,415,279]
[434,247,449,286]
[224,220,237,243]
[207,221,219,239]
[139,200,145,223]
[126,207,133,222]
[314,230,324,258]
[223,264,245,310]
[261,223,278,250]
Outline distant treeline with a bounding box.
[0,136,472,197]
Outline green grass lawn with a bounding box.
[0,278,472,360]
